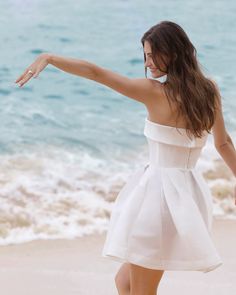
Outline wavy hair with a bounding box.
[141,20,220,139]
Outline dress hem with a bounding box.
[102,247,223,273]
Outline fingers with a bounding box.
[16,71,35,87]
[33,69,40,78]
[15,68,30,83]
[15,54,49,86]
[15,66,41,86]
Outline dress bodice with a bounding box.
[144,118,208,169]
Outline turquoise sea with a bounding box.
[0,0,235,245]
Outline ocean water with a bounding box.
[0,0,236,245]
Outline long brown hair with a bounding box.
[141,20,220,139]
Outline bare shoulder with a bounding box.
[93,65,162,105]
[141,78,164,98]
[126,77,164,105]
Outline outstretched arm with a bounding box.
[15,53,157,105]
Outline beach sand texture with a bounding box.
[0,218,235,295]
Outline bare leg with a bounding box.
[115,263,131,295]
[129,263,164,295]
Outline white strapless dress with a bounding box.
[102,117,223,273]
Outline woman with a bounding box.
[15,20,236,295]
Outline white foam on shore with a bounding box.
[0,133,235,246]
[0,145,140,246]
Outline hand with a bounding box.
[15,53,51,87]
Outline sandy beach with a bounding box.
[0,218,235,295]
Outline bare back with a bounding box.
[145,81,188,129]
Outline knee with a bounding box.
[115,272,130,293]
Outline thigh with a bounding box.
[130,263,164,294]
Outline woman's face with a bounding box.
[143,41,167,78]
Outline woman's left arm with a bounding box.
[15,53,156,105]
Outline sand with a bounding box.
[0,218,235,295]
